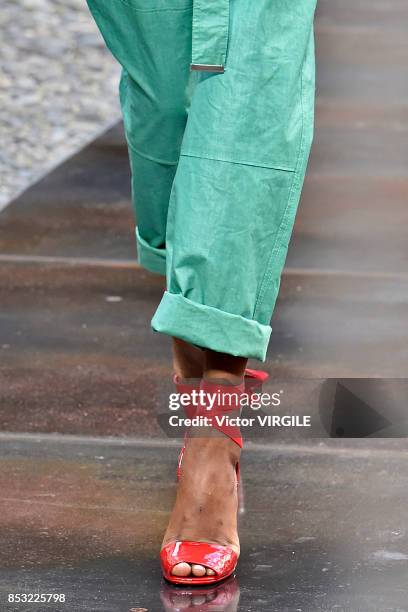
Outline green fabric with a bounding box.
[153,291,272,361]
[136,227,166,275]
[86,0,317,361]
[191,0,229,69]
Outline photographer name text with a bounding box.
[168,415,311,428]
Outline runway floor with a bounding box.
[0,434,407,611]
[0,0,407,610]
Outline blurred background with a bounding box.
[0,0,120,209]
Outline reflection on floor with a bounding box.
[0,434,407,611]
[0,0,408,610]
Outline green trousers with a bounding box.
[87,0,317,361]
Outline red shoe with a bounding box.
[174,369,269,480]
[173,368,269,413]
[160,540,239,586]
[160,371,268,586]
[243,368,269,397]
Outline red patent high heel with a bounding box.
[160,369,269,586]
[175,369,269,481]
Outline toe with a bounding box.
[171,562,192,577]
[206,568,216,576]
[191,564,207,577]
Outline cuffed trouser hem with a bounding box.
[135,227,166,276]
[151,291,272,362]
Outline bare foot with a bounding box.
[161,433,240,577]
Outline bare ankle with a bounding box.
[172,338,204,379]
[204,350,247,385]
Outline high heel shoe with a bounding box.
[160,372,268,586]
[175,369,269,481]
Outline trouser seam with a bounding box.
[126,139,179,167]
[180,151,295,172]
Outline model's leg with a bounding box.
[157,0,317,578]
[162,348,247,577]
[87,0,206,377]
[152,0,317,359]
[86,0,196,274]
[172,338,204,379]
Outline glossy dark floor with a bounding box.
[0,434,407,612]
[1,0,408,435]
[1,0,408,610]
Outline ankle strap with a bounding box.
[198,379,245,448]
